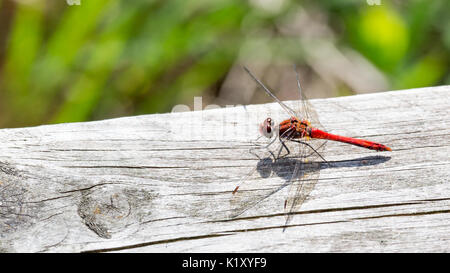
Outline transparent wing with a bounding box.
[282,137,325,230]
[293,64,328,159]
[228,138,292,219]
[292,64,324,128]
[244,66,297,117]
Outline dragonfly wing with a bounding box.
[283,158,321,229]
[244,66,297,117]
[292,65,328,161]
[293,65,325,130]
[282,125,325,229]
[229,138,291,219]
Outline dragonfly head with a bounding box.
[259,117,275,138]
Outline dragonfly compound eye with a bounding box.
[259,118,274,138]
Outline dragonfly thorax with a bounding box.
[278,117,312,139]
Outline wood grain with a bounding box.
[0,85,449,252]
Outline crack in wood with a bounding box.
[352,209,450,221]
[24,195,73,203]
[211,197,449,223]
[59,182,124,194]
[62,165,190,169]
[81,233,231,253]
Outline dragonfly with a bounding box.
[230,65,391,230]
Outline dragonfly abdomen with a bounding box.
[310,128,391,151]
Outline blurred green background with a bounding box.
[0,0,448,128]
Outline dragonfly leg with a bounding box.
[289,139,330,166]
[276,126,298,159]
[277,135,290,159]
[249,135,277,159]
[248,136,263,156]
[250,135,263,146]
[249,126,295,160]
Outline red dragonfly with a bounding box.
[230,66,391,230]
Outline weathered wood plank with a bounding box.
[0,86,449,252]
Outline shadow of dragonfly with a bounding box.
[229,154,391,230]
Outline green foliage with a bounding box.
[0,0,448,128]
[350,5,410,72]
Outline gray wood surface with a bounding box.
[0,86,449,252]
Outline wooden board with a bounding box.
[0,86,449,252]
